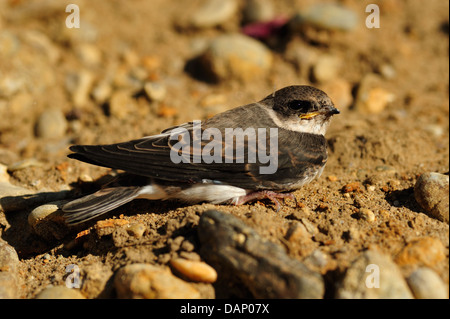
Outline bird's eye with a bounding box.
[288,100,312,112]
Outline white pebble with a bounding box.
[407,267,448,299]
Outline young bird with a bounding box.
[63,85,339,225]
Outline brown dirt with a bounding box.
[0,0,448,299]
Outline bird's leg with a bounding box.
[235,191,297,211]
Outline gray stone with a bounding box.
[198,210,324,298]
[114,263,201,299]
[201,34,272,82]
[291,3,358,32]
[190,0,238,28]
[414,172,449,224]
[35,109,68,139]
[35,286,85,299]
[144,82,166,102]
[335,250,413,299]
[407,267,448,299]
[28,200,70,241]
[243,0,274,23]
[0,240,20,299]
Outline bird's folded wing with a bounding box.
[68,126,327,190]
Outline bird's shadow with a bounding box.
[0,173,188,259]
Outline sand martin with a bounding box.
[63,85,339,225]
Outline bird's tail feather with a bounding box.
[62,186,143,225]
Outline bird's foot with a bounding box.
[235,190,297,211]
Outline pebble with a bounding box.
[414,172,449,224]
[35,109,68,139]
[290,3,358,32]
[91,80,113,104]
[395,237,445,267]
[190,0,238,28]
[407,267,448,299]
[201,34,273,82]
[0,240,20,298]
[28,200,70,241]
[108,90,138,119]
[144,82,166,102]
[126,223,146,238]
[335,249,413,299]
[75,43,102,67]
[114,263,201,299]
[65,70,95,108]
[243,0,274,23]
[0,181,35,212]
[354,74,395,114]
[358,208,376,222]
[198,210,324,298]
[342,182,363,193]
[170,258,217,283]
[312,54,341,83]
[35,286,86,299]
[0,163,9,182]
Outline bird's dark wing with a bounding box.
[68,125,327,190]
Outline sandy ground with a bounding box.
[0,0,448,299]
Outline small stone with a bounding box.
[0,163,9,183]
[395,237,445,267]
[342,182,363,193]
[335,250,413,299]
[170,258,218,283]
[126,223,146,238]
[201,34,273,82]
[243,0,274,23]
[378,64,396,79]
[290,3,358,32]
[190,0,238,28]
[65,70,95,108]
[0,272,19,298]
[0,240,19,273]
[35,109,68,139]
[407,267,448,299]
[91,80,112,104]
[198,210,324,298]
[28,200,69,241]
[144,82,166,102]
[114,263,201,299]
[75,43,102,67]
[354,74,395,114]
[157,104,178,118]
[108,90,138,119]
[35,286,86,299]
[0,182,35,212]
[414,172,449,224]
[180,240,195,252]
[312,54,341,83]
[358,208,376,222]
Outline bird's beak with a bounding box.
[327,105,340,115]
[299,105,340,119]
